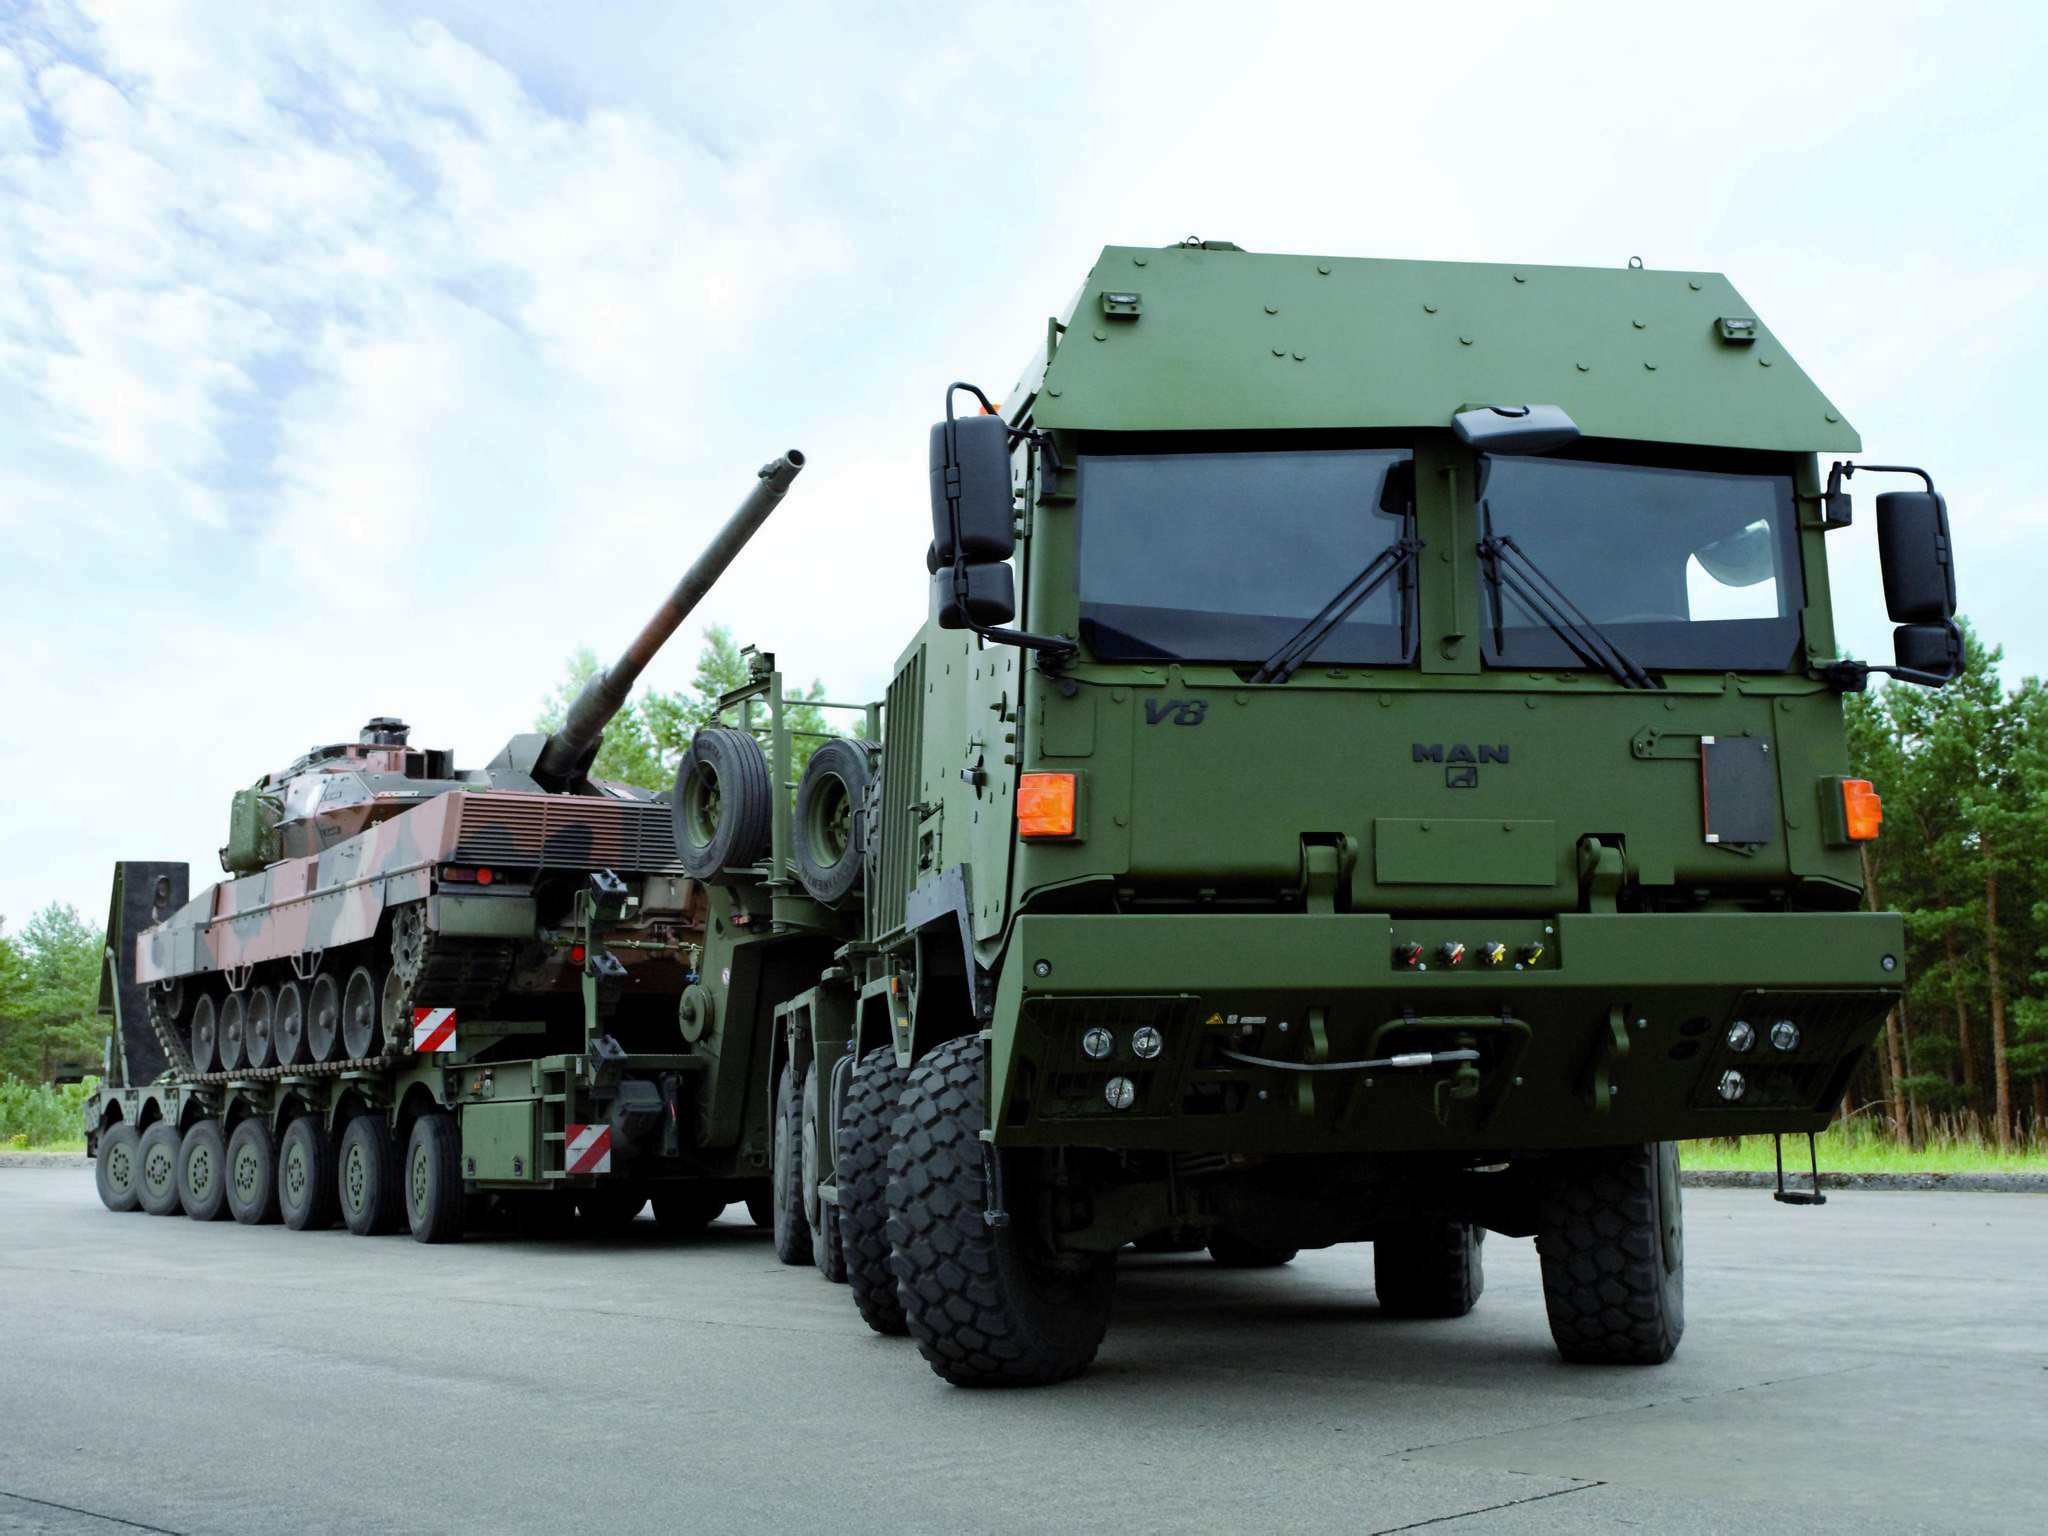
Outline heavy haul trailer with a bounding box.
[85,452,808,1240]
[704,240,1963,1386]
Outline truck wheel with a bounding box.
[1537,1141,1685,1365]
[279,1117,340,1231]
[136,1123,184,1216]
[672,727,773,880]
[338,1116,403,1235]
[1207,1230,1298,1267]
[653,1189,727,1233]
[226,1119,282,1225]
[792,738,872,904]
[838,1046,909,1335]
[805,1061,845,1282]
[404,1113,464,1243]
[1374,1222,1484,1317]
[575,1187,647,1231]
[179,1121,231,1220]
[95,1123,142,1211]
[888,1037,1115,1387]
[771,1062,813,1265]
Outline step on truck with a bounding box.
[700,240,1961,1384]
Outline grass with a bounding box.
[1684,1116,2048,1175]
[0,1077,95,1153]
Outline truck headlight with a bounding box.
[1769,1019,1801,1052]
[1725,1020,1756,1053]
[1104,1076,1137,1110]
[1130,1025,1163,1059]
[1081,1027,1115,1060]
[1716,1069,1747,1102]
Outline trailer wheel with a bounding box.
[404,1113,464,1244]
[94,1123,141,1212]
[888,1037,1115,1387]
[179,1121,230,1221]
[672,727,773,881]
[653,1189,727,1233]
[792,738,873,905]
[770,1063,813,1265]
[279,1117,340,1231]
[136,1123,184,1216]
[804,1061,845,1282]
[1374,1222,1484,1317]
[226,1119,282,1225]
[1537,1141,1685,1365]
[575,1187,647,1231]
[838,1046,909,1335]
[338,1116,403,1235]
[1207,1231,1298,1268]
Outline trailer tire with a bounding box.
[404,1113,464,1244]
[1374,1221,1484,1317]
[888,1037,1115,1387]
[339,1116,404,1235]
[226,1119,282,1225]
[805,1061,845,1282]
[178,1120,231,1221]
[653,1189,727,1233]
[1207,1230,1298,1268]
[672,728,773,881]
[792,738,872,905]
[279,1117,340,1231]
[838,1046,909,1335]
[771,1062,813,1265]
[94,1123,142,1212]
[1537,1141,1685,1365]
[135,1123,183,1216]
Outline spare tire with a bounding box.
[793,738,873,904]
[672,727,773,880]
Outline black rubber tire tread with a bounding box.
[278,1116,340,1231]
[225,1118,282,1225]
[805,1061,845,1282]
[404,1113,465,1244]
[135,1123,183,1216]
[178,1120,231,1221]
[95,1122,142,1212]
[887,1037,1115,1387]
[744,1189,773,1228]
[1536,1141,1685,1365]
[672,727,774,880]
[338,1116,404,1235]
[770,1062,813,1265]
[653,1189,728,1233]
[792,738,873,905]
[1207,1230,1299,1268]
[574,1187,647,1231]
[1374,1221,1484,1317]
[838,1046,910,1335]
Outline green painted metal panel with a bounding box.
[461,1099,538,1181]
[1374,818,1557,886]
[430,892,538,938]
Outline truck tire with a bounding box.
[771,1062,813,1265]
[1207,1230,1298,1267]
[653,1189,727,1233]
[94,1123,141,1212]
[136,1123,184,1216]
[404,1113,464,1243]
[575,1187,647,1231]
[338,1116,404,1235]
[805,1061,845,1282]
[1374,1222,1484,1317]
[1537,1141,1685,1365]
[838,1046,910,1336]
[792,738,872,904]
[226,1119,282,1225]
[672,728,773,881]
[888,1037,1115,1387]
[279,1117,340,1231]
[179,1120,231,1221]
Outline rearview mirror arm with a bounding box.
[941,382,1077,663]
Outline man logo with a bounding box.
[1411,743,1510,764]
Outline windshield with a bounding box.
[1077,448,1414,665]
[1478,456,1802,673]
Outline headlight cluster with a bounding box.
[1080,1025,1164,1062]
[1715,1017,1806,1104]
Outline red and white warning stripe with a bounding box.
[566,1123,612,1176]
[411,1007,457,1053]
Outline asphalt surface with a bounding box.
[1,1172,2040,1535]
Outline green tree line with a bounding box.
[0,904,103,1083]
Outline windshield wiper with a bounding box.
[1478,503,1658,689]
[1251,534,1421,684]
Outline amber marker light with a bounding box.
[1842,779,1883,841]
[1017,772,1077,838]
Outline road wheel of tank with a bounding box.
[804,1061,845,1282]
[245,984,277,1070]
[337,1116,404,1235]
[653,1189,727,1234]
[770,1062,813,1265]
[94,1122,141,1212]
[218,991,247,1072]
[178,1120,230,1221]
[136,1122,184,1216]
[1375,1222,1485,1318]
[273,979,307,1067]
[672,728,773,881]
[744,1189,773,1228]
[1207,1230,1299,1268]
[838,1046,910,1335]
[575,1187,647,1232]
[278,1117,340,1231]
[792,738,873,904]
[306,974,342,1063]
[1537,1141,1685,1365]
[189,993,219,1074]
[341,967,383,1061]
[378,970,412,1060]
[404,1113,464,1244]
[888,1037,1115,1387]
[225,1119,282,1225]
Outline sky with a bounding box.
[2,0,2044,928]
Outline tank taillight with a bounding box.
[440,865,496,884]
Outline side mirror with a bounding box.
[932,563,1015,629]
[1452,403,1580,455]
[1894,620,1961,679]
[929,414,1016,563]
[1876,490,1957,623]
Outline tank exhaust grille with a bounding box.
[452,795,684,873]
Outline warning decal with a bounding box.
[411,1007,457,1053]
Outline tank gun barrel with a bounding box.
[533,449,807,789]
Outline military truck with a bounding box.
[689,240,1959,1385]
[85,452,807,1240]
